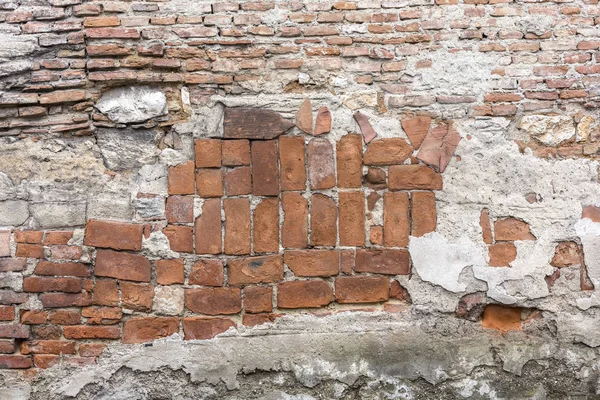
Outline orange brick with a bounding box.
[194,139,222,168]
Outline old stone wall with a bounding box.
[0,0,600,398]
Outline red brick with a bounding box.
[279,136,307,191]
[21,310,47,325]
[183,317,236,340]
[244,286,273,313]
[122,317,179,344]
[223,198,251,255]
[383,192,409,247]
[335,277,389,304]
[252,140,279,196]
[355,249,410,275]
[494,218,535,241]
[121,282,154,311]
[228,255,284,286]
[0,290,28,305]
[0,325,30,339]
[189,259,224,286]
[0,355,32,369]
[0,231,9,258]
[95,250,151,282]
[15,230,43,244]
[93,279,119,306]
[482,304,521,332]
[49,310,81,325]
[40,292,92,308]
[277,281,334,309]
[339,191,365,246]
[15,244,44,259]
[168,161,195,195]
[370,225,383,245]
[284,250,339,277]
[81,306,121,322]
[173,26,218,38]
[31,325,60,340]
[336,134,363,188]
[310,194,337,246]
[21,340,76,355]
[315,106,332,135]
[163,225,194,253]
[388,165,443,190]
[185,288,241,315]
[166,196,194,224]
[582,205,600,222]
[253,198,279,253]
[195,198,222,255]
[63,325,120,339]
[0,340,15,354]
[364,139,413,165]
[47,245,82,260]
[340,250,355,275]
[551,241,581,267]
[282,192,308,249]
[87,44,134,57]
[296,98,313,134]
[0,259,26,273]
[86,28,139,39]
[242,313,281,327]
[411,192,436,236]
[23,277,82,293]
[222,140,250,166]
[488,243,517,267]
[308,138,335,190]
[84,219,143,251]
[40,90,87,104]
[224,166,251,196]
[156,259,185,285]
[83,16,120,27]
[0,306,14,322]
[79,343,106,357]
[401,116,431,149]
[195,169,223,198]
[194,139,222,168]
[480,209,493,244]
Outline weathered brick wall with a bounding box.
[0,0,600,395]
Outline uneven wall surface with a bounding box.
[0,0,600,398]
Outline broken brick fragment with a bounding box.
[314,106,331,135]
[353,111,377,143]
[401,115,431,149]
[417,122,461,173]
[296,98,313,134]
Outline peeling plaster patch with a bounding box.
[415,50,501,96]
[31,312,573,399]
[95,86,167,124]
[575,218,600,310]
[409,232,486,293]
[473,240,552,304]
